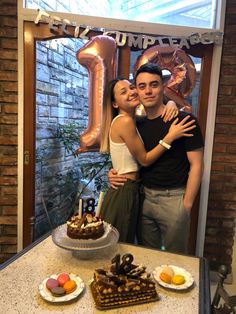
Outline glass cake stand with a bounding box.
[52,222,119,252]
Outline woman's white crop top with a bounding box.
[109,115,139,174]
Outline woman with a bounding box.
[100,78,195,243]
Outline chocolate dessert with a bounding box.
[91,253,159,308]
[67,212,104,240]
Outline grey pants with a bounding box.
[138,186,190,254]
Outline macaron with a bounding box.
[172,274,186,285]
[161,266,175,278]
[63,279,77,294]
[160,272,172,284]
[46,278,59,290]
[57,273,70,287]
[50,286,66,297]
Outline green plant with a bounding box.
[36,122,112,230]
[57,122,81,156]
[56,122,111,213]
[36,143,50,162]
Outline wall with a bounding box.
[204,0,236,272]
[0,0,236,271]
[34,39,111,239]
[0,0,18,263]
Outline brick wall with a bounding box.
[0,0,18,263]
[204,0,236,272]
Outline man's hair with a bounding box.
[134,62,163,84]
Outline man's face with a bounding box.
[135,72,163,109]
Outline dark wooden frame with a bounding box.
[23,21,212,251]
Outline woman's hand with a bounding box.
[165,115,196,143]
[108,169,127,189]
[161,100,178,122]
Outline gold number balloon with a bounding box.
[133,46,196,110]
[76,35,117,153]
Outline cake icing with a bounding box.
[67,212,104,239]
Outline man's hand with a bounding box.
[108,169,127,189]
[183,198,193,214]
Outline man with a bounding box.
[109,62,204,254]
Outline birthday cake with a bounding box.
[67,212,105,240]
[90,253,159,308]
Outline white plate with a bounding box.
[52,223,119,251]
[153,265,194,290]
[39,273,85,303]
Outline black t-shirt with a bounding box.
[136,111,204,189]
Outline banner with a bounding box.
[35,10,223,50]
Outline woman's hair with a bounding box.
[100,78,121,153]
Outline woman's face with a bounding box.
[113,80,140,112]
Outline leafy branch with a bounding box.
[56,122,81,156]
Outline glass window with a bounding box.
[34,38,111,238]
[25,0,217,29]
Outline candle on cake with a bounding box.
[95,192,104,217]
[78,198,83,219]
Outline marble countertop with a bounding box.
[0,235,207,314]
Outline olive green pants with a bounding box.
[100,180,140,243]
